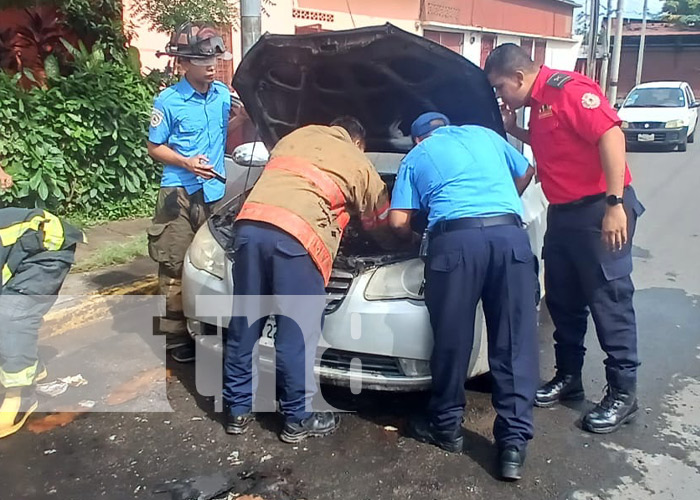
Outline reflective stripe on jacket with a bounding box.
[0,208,85,289]
[236,125,393,285]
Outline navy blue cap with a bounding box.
[410,112,451,140]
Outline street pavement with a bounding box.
[1,144,699,500]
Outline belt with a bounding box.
[551,188,631,211]
[430,214,522,236]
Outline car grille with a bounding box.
[320,348,403,376]
[629,121,664,129]
[324,269,354,314]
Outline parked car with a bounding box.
[181,24,548,392]
[619,81,699,152]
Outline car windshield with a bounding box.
[623,88,686,108]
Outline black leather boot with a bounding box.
[535,373,585,408]
[582,387,638,434]
[225,411,254,435]
[280,412,340,444]
[498,446,526,481]
[405,415,464,453]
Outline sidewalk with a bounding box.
[46,219,160,336]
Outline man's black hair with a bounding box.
[330,116,366,143]
[484,43,539,77]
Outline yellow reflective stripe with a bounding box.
[1,264,11,286]
[41,211,65,251]
[0,215,44,247]
[0,362,37,388]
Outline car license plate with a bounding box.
[638,133,655,142]
[259,316,277,348]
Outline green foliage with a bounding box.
[131,0,275,34]
[0,41,161,221]
[663,0,700,25]
[56,0,129,57]
[71,233,148,272]
[131,0,239,33]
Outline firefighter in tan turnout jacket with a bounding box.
[223,117,397,443]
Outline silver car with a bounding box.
[182,24,548,392]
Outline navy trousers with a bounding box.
[223,221,325,423]
[424,222,539,450]
[544,186,644,392]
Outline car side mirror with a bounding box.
[233,142,269,167]
[691,102,700,109]
[614,102,622,110]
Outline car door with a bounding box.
[686,85,698,134]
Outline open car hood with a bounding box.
[233,23,505,153]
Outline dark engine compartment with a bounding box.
[210,172,423,273]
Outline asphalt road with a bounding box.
[1,144,699,500]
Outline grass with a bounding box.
[72,234,148,273]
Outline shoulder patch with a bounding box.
[546,73,573,89]
[150,108,165,128]
[581,92,601,109]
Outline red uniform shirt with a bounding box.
[529,66,632,204]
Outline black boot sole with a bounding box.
[499,462,522,481]
[582,407,638,434]
[225,424,250,435]
[535,390,585,408]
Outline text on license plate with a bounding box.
[259,316,277,348]
[638,133,655,142]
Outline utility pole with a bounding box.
[599,0,613,93]
[608,0,625,104]
[587,0,601,79]
[635,0,649,86]
[241,0,262,56]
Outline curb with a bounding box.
[41,276,159,340]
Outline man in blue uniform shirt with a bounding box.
[389,112,539,481]
[147,23,232,362]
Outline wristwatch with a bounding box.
[606,194,624,206]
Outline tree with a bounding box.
[131,0,275,34]
[663,0,700,26]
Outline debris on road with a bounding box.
[43,449,57,455]
[153,471,237,500]
[78,400,96,409]
[36,374,88,398]
[36,381,69,398]
[260,454,273,463]
[191,416,204,421]
[226,451,242,466]
[383,425,398,432]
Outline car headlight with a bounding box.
[665,119,685,129]
[397,358,431,377]
[188,223,225,279]
[621,121,629,129]
[364,259,425,301]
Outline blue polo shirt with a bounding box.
[391,125,530,229]
[148,78,231,203]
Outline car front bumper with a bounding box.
[181,251,489,392]
[624,127,688,145]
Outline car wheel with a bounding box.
[678,140,688,152]
[688,130,695,143]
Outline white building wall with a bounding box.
[496,34,520,47]
[462,31,481,66]
[545,39,582,71]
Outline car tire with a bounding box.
[688,130,695,144]
[678,140,687,152]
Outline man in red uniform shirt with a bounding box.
[485,44,645,434]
